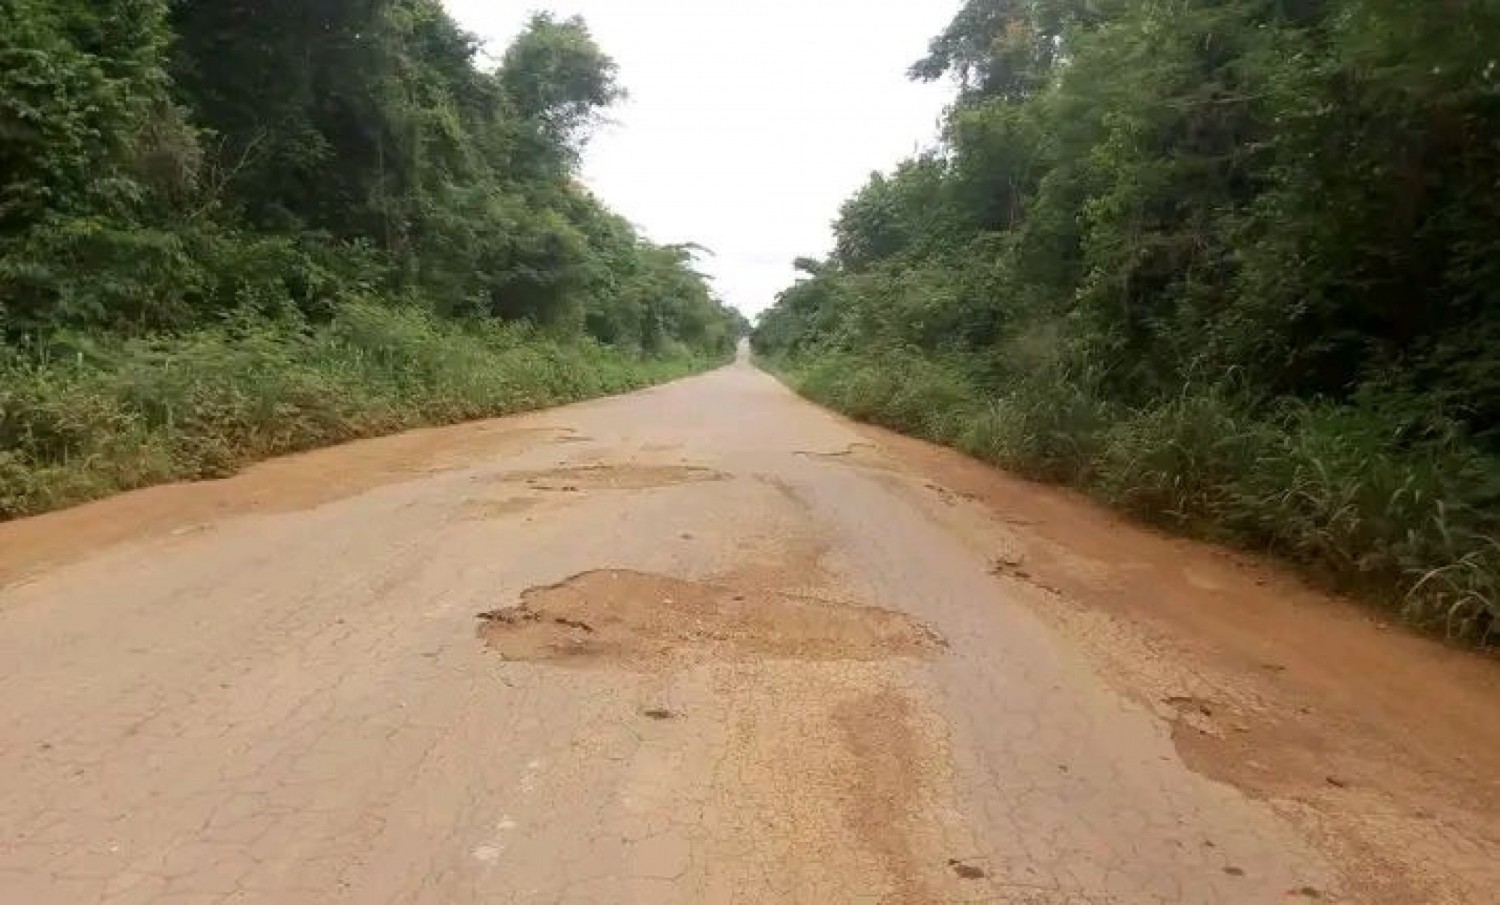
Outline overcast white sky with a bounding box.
[441,0,958,316]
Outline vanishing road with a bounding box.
[3,353,1499,904]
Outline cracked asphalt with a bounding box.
[2,353,1495,903]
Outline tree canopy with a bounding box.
[0,0,739,356]
[759,0,1500,444]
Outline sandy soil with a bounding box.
[1,353,1495,904]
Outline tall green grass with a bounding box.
[776,349,1500,645]
[1,302,723,519]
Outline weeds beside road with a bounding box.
[1,303,724,521]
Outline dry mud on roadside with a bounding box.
[844,418,1500,905]
[0,423,582,587]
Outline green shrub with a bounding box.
[1095,386,1267,529]
[795,349,978,441]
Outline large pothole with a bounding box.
[476,570,943,669]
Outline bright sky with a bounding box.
[441,0,959,316]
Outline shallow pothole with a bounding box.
[500,464,728,493]
[476,569,943,669]
[462,497,543,520]
[792,443,890,468]
[947,859,987,880]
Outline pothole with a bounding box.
[793,442,895,472]
[463,497,543,520]
[475,570,943,669]
[947,859,987,880]
[501,465,728,493]
[1160,694,1223,737]
[795,442,879,461]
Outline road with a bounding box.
[3,354,1498,904]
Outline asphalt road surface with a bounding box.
[3,353,1498,904]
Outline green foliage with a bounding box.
[500,13,622,163]
[0,0,174,228]
[758,0,1500,642]
[2,0,736,348]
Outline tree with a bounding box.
[499,13,621,171]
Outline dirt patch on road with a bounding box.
[834,690,940,903]
[462,497,545,520]
[503,464,728,493]
[0,423,579,588]
[476,569,942,669]
[463,462,727,519]
[685,662,978,903]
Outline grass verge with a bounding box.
[1,302,726,520]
